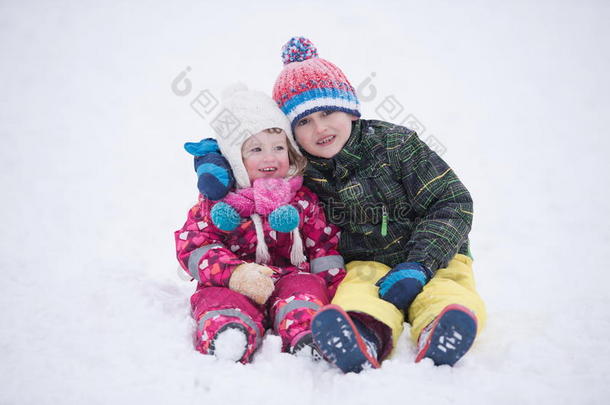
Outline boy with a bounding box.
[270,37,487,373]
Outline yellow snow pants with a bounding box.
[331,254,486,351]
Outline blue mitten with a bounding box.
[375,262,432,310]
[184,138,235,201]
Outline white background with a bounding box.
[1,0,609,404]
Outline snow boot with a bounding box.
[311,305,380,373]
[289,331,323,361]
[209,322,250,363]
[415,304,477,366]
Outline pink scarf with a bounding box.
[221,176,305,267]
[223,176,303,217]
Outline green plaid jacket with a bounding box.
[303,119,473,273]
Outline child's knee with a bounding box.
[273,272,329,303]
[190,286,264,324]
[343,261,391,285]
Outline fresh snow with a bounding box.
[1,1,609,404]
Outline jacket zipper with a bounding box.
[381,205,388,237]
[372,188,389,237]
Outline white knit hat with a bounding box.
[214,83,299,189]
[213,83,306,266]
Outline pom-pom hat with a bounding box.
[272,37,361,130]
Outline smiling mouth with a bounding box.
[317,135,335,145]
[259,167,277,173]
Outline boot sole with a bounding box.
[415,304,477,366]
[311,305,380,373]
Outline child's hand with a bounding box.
[184,138,235,201]
[229,263,275,305]
[376,262,432,310]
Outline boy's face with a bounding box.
[294,110,357,159]
[241,130,290,182]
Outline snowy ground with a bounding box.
[1,1,610,404]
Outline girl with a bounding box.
[175,84,345,363]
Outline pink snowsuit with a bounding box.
[175,185,345,362]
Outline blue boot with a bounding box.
[311,305,380,373]
[415,304,477,366]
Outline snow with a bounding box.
[1,1,610,404]
[212,327,248,362]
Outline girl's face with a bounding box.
[293,110,357,159]
[242,130,290,182]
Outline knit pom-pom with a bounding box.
[281,37,318,65]
[268,205,300,233]
[211,202,241,231]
